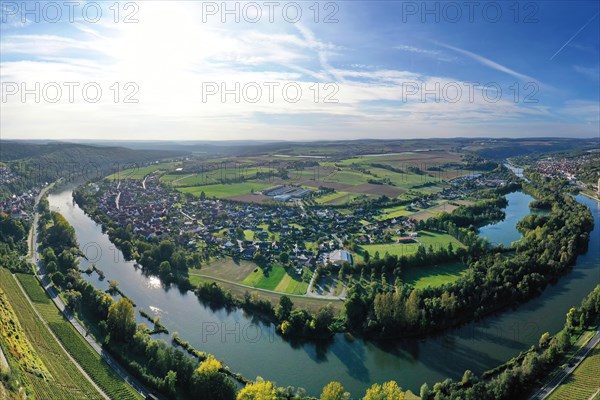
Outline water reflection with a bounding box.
[47,189,600,397]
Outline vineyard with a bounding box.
[16,273,143,400]
[549,344,600,400]
[0,268,104,400]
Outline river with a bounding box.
[47,190,600,397]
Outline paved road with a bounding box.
[530,328,600,399]
[28,184,156,400]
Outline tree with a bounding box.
[320,381,350,400]
[64,289,82,310]
[419,383,430,399]
[363,381,405,400]
[158,240,175,262]
[190,354,236,400]
[51,271,65,287]
[314,304,335,332]
[159,260,172,278]
[279,252,289,264]
[566,307,579,330]
[405,289,421,328]
[363,250,370,263]
[237,379,276,400]
[108,279,119,294]
[461,369,472,385]
[107,298,136,342]
[275,295,293,321]
[253,253,267,267]
[539,332,551,348]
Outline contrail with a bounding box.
[550,12,599,60]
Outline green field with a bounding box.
[376,205,412,221]
[323,170,370,185]
[178,182,271,198]
[358,231,464,260]
[549,344,600,400]
[242,265,287,290]
[315,191,352,204]
[162,167,264,186]
[0,268,105,400]
[188,258,257,283]
[15,273,142,400]
[402,262,467,289]
[417,230,465,249]
[274,271,309,295]
[359,242,421,258]
[106,161,177,180]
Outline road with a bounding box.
[27,183,156,400]
[530,328,600,400]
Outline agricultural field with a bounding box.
[548,344,600,400]
[417,230,465,249]
[188,258,309,295]
[402,262,467,289]
[242,265,288,291]
[0,288,49,379]
[178,182,272,199]
[0,268,105,400]
[190,275,342,313]
[315,191,372,205]
[274,272,310,295]
[15,273,142,400]
[410,203,460,221]
[161,167,265,187]
[358,230,464,259]
[359,242,421,258]
[375,205,412,221]
[118,150,473,207]
[106,161,179,180]
[189,258,259,283]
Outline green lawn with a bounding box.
[402,262,467,289]
[242,265,287,290]
[359,231,464,260]
[360,242,420,258]
[274,270,309,295]
[178,182,271,198]
[417,230,465,249]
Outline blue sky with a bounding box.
[1,1,598,140]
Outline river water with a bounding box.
[47,190,599,397]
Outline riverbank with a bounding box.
[580,190,600,203]
[47,188,600,397]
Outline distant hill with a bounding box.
[0,141,188,194]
